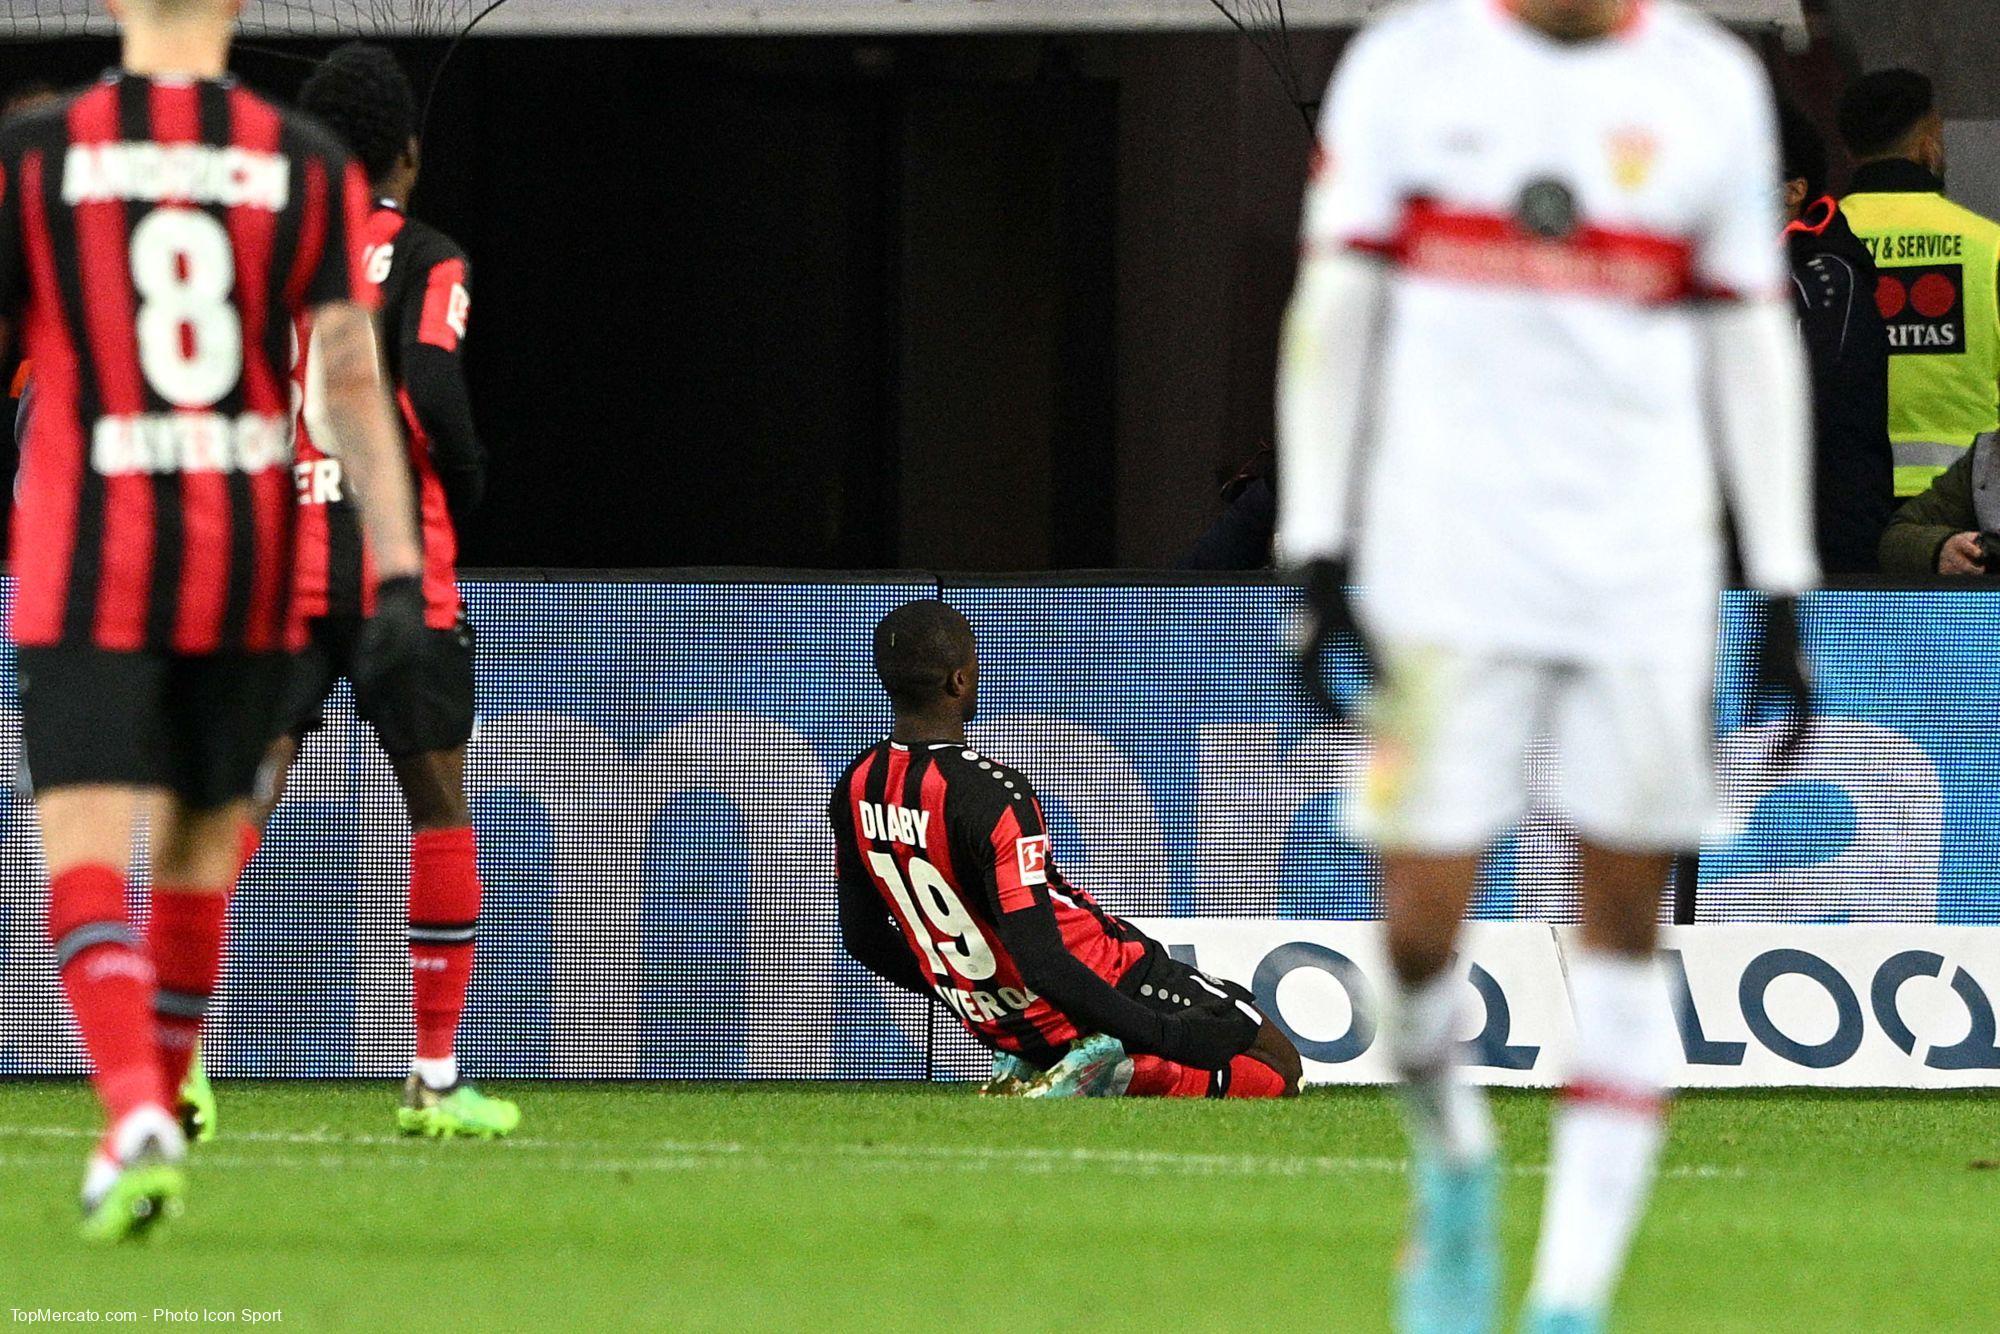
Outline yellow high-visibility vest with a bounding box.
[1840,187,2000,497]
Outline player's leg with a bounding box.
[1354,646,1542,1334]
[1523,657,1706,1332]
[1378,850,1500,1334]
[21,647,187,1239]
[1108,951,1301,1098]
[395,746,476,1090]
[362,612,516,1137]
[178,640,329,1145]
[147,652,297,1139]
[146,794,253,1106]
[238,732,299,870]
[1138,1013,1297,1098]
[1228,1015,1303,1097]
[235,620,344,881]
[39,786,158,1116]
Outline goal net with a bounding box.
[2,0,490,41]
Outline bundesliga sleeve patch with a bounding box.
[1014,835,1049,886]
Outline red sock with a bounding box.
[409,826,480,1061]
[1218,1054,1290,1099]
[147,886,229,1094]
[48,865,164,1123]
[1125,1055,1216,1098]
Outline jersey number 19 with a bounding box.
[866,852,997,982]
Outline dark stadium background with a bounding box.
[0,17,1923,570]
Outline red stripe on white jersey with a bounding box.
[1385,198,1696,306]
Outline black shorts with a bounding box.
[282,613,476,758]
[1117,943,1257,1016]
[18,646,291,808]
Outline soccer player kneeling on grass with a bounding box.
[831,600,1301,1100]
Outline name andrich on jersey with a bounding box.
[62,141,290,211]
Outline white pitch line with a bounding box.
[0,1125,1747,1181]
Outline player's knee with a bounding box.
[1384,920,1455,989]
[248,738,297,832]
[151,805,248,888]
[405,786,470,832]
[394,751,469,831]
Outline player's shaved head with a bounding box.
[874,601,977,713]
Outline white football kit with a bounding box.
[1279,0,1817,850]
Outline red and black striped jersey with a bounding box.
[292,202,470,628]
[0,73,368,654]
[830,740,1149,1060]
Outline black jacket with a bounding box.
[1788,197,1896,576]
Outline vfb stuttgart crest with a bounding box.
[1608,128,1658,192]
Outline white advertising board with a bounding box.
[1129,919,1575,1088]
[1131,919,2000,1089]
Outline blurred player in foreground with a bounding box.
[207,44,514,1141]
[832,600,1301,1099]
[0,0,424,1239]
[1278,0,1814,1330]
[5,84,64,490]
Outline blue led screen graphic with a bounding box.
[0,579,1992,1080]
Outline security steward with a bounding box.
[1838,70,2000,499]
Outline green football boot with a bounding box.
[397,1076,522,1139]
[177,1046,217,1145]
[79,1108,187,1243]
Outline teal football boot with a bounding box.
[1022,1033,1127,1099]
[1521,1307,1604,1334]
[1396,1150,1500,1334]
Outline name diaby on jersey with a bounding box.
[856,800,930,851]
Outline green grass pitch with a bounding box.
[0,1082,1994,1331]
